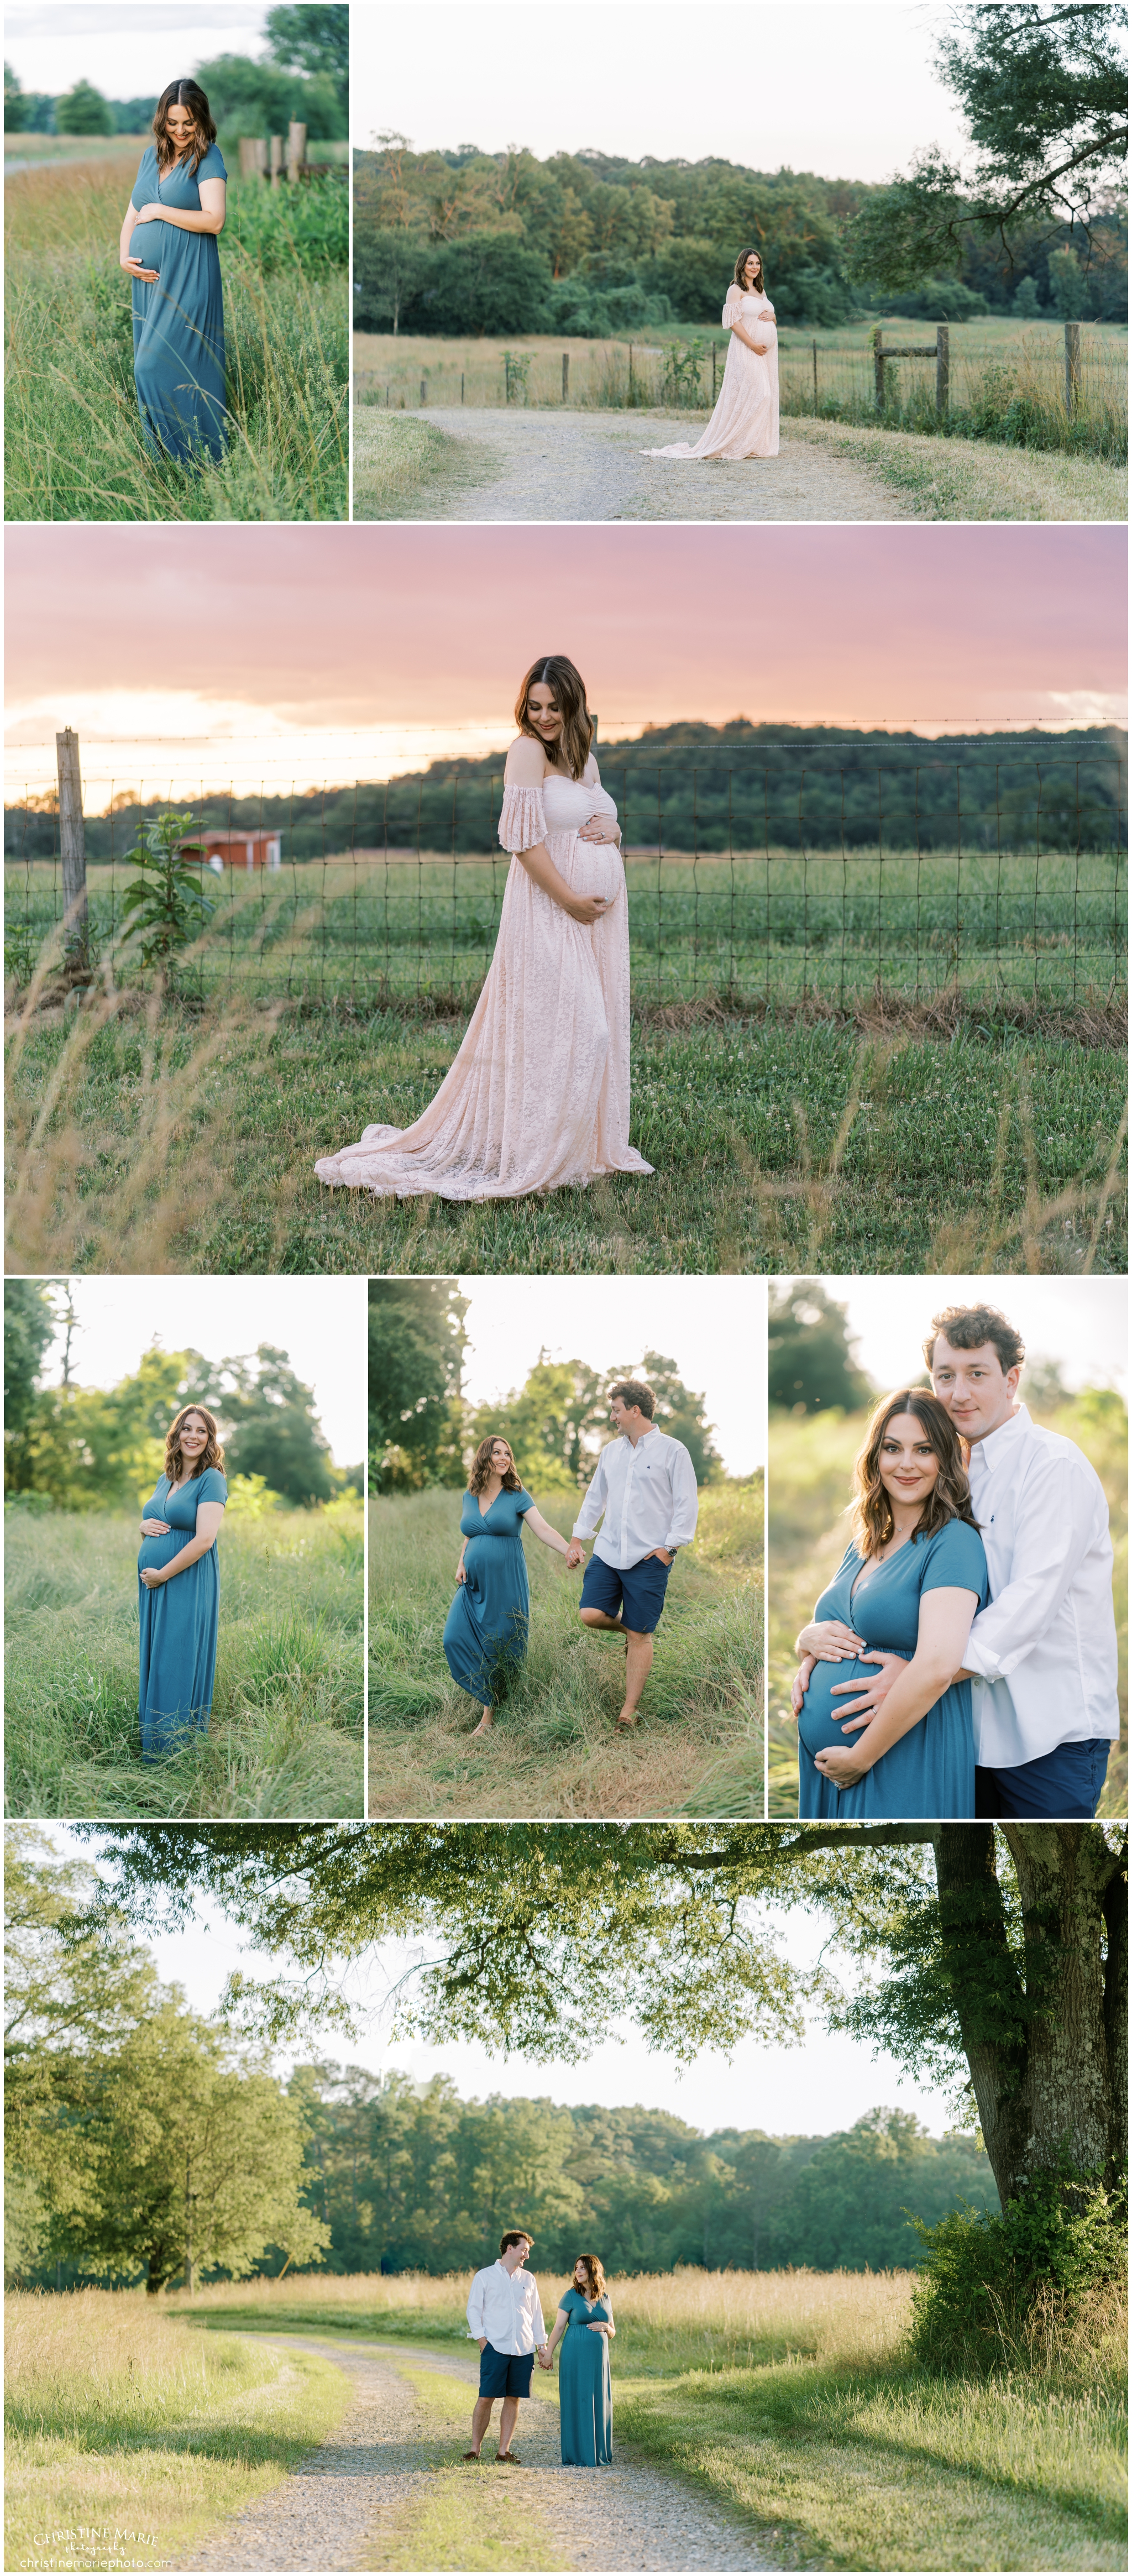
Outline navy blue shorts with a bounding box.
[580,1549,672,1636]
[975,1739,1111,1821]
[478,2343,534,2399]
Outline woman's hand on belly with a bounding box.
[577,814,621,845]
[813,1742,870,1788]
[826,1650,910,1732]
[139,1566,166,1589]
[796,1617,866,1662]
[140,1518,171,1537]
[124,223,161,280]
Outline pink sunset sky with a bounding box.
[5,524,1126,802]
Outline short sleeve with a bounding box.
[499,785,548,853]
[919,1519,987,1604]
[130,149,152,208]
[516,1486,536,1517]
[198,1468,228,1505]
[197,144,227,181]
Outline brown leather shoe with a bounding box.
[494,2449,522,2463]
[461,2449,482,2459]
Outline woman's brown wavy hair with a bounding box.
[850,1390,978,1559]
[514,656,594,783]
[164,1404,226,1485]
[573,2254,606,2300]
[733,247,766,292]
[468,1435,522,1496]
[153,78,217,176]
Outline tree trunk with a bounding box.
[934,1824,1126,2206]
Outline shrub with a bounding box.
[909,2169,1128,2374]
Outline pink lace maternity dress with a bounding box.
[644,287,779,460]
[313,763,654,1200]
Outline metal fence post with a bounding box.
[1064,320,1081,417]
[873,331,884,412]
[56,727,88,972]
[562,350,569,402]
[936,323,949,417]
[420,375,427,404]
[712,342,717,404]
[813,338,818,415]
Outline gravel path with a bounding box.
[378,404,913,522]
[180,2333,779,2573]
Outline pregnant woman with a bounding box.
[644,248,779,463]
[118,78,227,464]
[137,1404,228,1762]
[444,1436,578,1738]
[315,655,654,1200]
[545,2256,615,2467]
[794,1390,988,1820]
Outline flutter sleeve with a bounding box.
[498,784,549,854]
[721,283,741,327]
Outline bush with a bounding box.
[909,2170,1128,2374]
[224,171,347,276]
[396,232,554,336]
[55,80,114,137]
[881,275,990,321]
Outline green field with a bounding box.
[165,2268,1127,2572]
[8,850,1124,1012]
[3,1499,364,1816]
[6,975,1125,1276]
[768,1394,1128,1818]
[5,153,347,520]
[4,2287,354,2575]
[370,1481,763,1819]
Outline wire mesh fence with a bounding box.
[5,736,1125,1019]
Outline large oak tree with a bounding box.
[74,1824,1126,2214]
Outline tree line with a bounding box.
[6,725,1124,867]
[4,1831,994,2295]
[368,1279,725,1494]
[353,1,1127,341]
[4,1279,361,1511]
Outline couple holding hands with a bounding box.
[465,2232,614,2470]
[443,1380,699,1735]
[793,1301,1118,1821]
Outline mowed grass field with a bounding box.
[5,857,1125,1276]
[767,1393,1128,1818]
[4,1499,364,1818]
[161,2266,1127,2573]
[369,1480,763,1818]
[6,153,347,519]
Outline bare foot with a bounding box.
[615,1708,640,1728]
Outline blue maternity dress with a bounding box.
[797,1517,988,1820]
[137,1467,227,1759]
[129,143,227,461]
[557,2289,613,2466]
[442,1486,534,1705]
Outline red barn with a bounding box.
[179,829,282,874]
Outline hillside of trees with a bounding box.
[6,726,1124,868]
[4,5,347,149]
[353,139,1127,336]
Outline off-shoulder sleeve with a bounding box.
[721,283,741,324]
[498,784,549,852]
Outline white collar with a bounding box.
[968,1402,1031,1472]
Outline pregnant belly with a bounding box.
[555,837,622,903]
[797,1654,909,1760]
[130,221,166,269]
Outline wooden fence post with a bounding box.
[712,341,717,404]
[812,337,818,415]
[420,375,427,404]
[628,342,634,399]
[286,121,306,183]
[56,727,88,972]
[270,135,283,187]
[562,350,569,402]
[936,323,949,416]
[873,329,884,412]
[238,135,260,180]
[1065,320,1081,417]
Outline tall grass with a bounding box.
[4,1499,364,1816]
[369,1482,763,1819]
[768,1392,1128,1816]
[5,155,347,519]
[4,2286,353,2575]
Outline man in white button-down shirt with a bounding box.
[565,1379,699,1727]
[463,2230,548,2463]
[817,1302,1118,1819]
